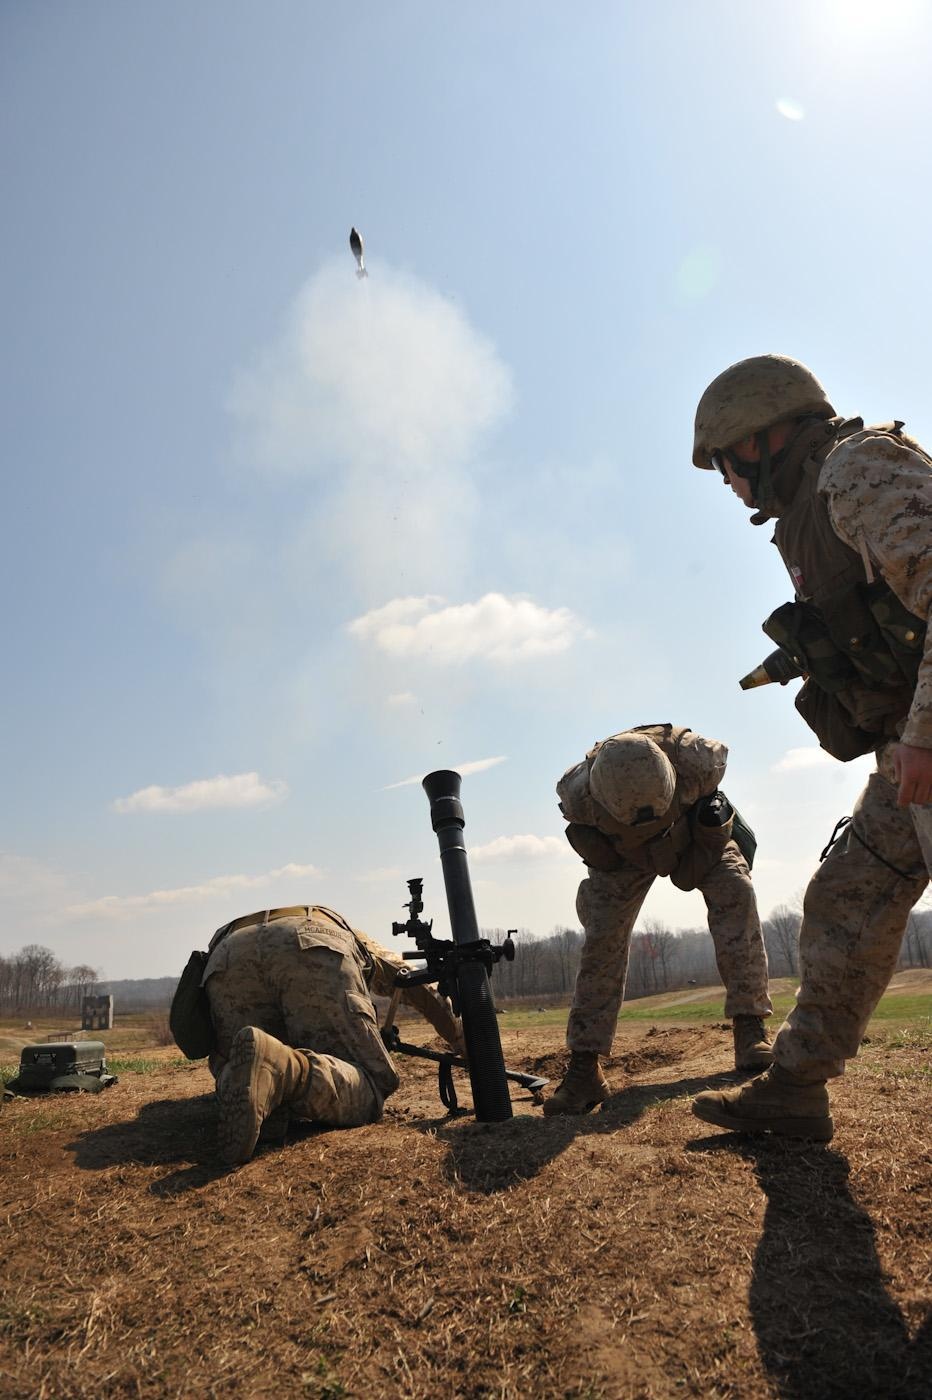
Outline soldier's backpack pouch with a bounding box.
[169,950,215,1060]
[794,680,880,763]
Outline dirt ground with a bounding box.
[1,998,930,1399]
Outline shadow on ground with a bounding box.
[424,1068,742,1193]
[64,1095,325,1195]
[689,1135,932,1399]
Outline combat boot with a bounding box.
[732,1015,773,1071]
[692,1063,833,1141]
[542,1051,610,1116]
[216,1026,310,1165]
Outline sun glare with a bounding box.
[823,0,925,38]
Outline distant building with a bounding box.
[82,994,114,1031]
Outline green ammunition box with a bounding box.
[8,1041,118,1094]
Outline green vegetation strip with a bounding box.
[500,992,932,1031]
[106,1056,198,1074]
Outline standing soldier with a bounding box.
[544,724,772,1116]
[690,355,931,1141]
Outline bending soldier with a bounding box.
[690,354,932,1141]
[544,724,772,1116]
[202,904,461,1164]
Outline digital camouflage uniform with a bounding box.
[770,430,932,1080]
[203,905,458,1127]
[558,725,772,1056]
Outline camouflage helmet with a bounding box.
[589,733,676,825]
[692,355,835,469]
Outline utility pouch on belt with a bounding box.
[564,822,626,872]
[862,580,925,685]
[763,601,856,693]
[763,592,920,762]
[169,950,215,1060]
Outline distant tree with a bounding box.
[641,918,679,993]
[900,912,930,970]
[764,905,801,977]
[480,926,583,1001]
[63,964,100,1009]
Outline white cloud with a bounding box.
[114,772,288,814]
[67,863,320,919]
[230,261,512,476]
[382,755,507,791]
[771,747,836,773]
[349,593,587,664]
[469,834,574,864]
[386,692,418,708]
[354,866,405,884]
[776,98,805,122]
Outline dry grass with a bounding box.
[1,1012,930,1398]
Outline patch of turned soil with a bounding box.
[1,1019,929,1398]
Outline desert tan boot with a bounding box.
[542,1051,610,1116]
[216,1026,310,1165]
[692,1064,833,1141]
[732,1015,773,1071]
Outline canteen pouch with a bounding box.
[671,794,734,892]
[729,804,758,871]
[564,822,627,872]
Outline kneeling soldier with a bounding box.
[202,904,462,1163]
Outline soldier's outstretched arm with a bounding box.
[357,928,462,1049]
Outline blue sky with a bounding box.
[3,1,930,979]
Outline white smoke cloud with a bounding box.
[68,862,320,918]
[114,772,288,814]
[349,593,587,664]
[231,260,512,476]
[469,834,574,864]
[382,755,507,791]
[228,261,513,598]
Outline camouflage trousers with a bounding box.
[774,745,932,1081]
[567,841,772,1055]
[203,914,399,1127]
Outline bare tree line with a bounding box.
[3,902,930,1019]
[486,904,932,1004]
[0,945,100,1016]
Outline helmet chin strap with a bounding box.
[725,431,780,524]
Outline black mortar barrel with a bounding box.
[421,769,481,946]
